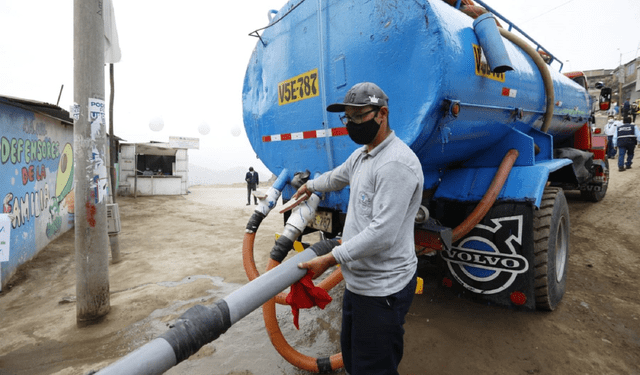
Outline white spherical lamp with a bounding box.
[198,122,211,135]
[149,116,164,132]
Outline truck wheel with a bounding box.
[581,158,609,202]
[534,187,570,311]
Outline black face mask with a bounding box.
[346,117,380,145]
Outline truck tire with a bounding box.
[581,157,609,202]
[534,187,570,311]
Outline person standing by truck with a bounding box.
[613,116,640,171]
[604,115,618,159]
[292,82,424,375]
[245,167,259,205]
[622,98,631,118]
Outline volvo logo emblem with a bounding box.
[442,215,529,294]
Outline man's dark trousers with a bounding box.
[618,139,636,169]
[340,272,417,375]
[607,136,615,158]
[247,184,257,204]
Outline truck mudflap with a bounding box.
[424,185,570,311]
[578,157,609,202]
[435,201,537,310]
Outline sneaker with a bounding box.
[626,165,632,169]
[246,203,250,205]
[619,167,626,172]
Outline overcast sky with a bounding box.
[1,0,639,174]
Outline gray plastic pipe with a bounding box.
[92,247,323,375]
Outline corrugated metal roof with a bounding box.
[0,95,73,125]
[0,95,125,141]
[122,142,181,156]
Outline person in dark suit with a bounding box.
[245,167,259,205]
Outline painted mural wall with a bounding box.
[0,101,75,289]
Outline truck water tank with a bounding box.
[242,0,591,207]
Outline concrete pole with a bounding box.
[74,0,111,324]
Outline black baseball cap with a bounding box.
[326,82,389,113]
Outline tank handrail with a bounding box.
[455,0,564,72]
[249,0,308,46]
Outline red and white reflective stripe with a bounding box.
[501,87,517,98]
[262,127,348,142]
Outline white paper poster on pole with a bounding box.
[0,214,10,262]
[88,98,106,139]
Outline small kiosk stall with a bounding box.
[118,137,197,196]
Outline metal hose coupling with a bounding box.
[286,193,320,232]
[270,194,321,262]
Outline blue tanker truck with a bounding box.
[241,0,611,314]
[93,1,613,373]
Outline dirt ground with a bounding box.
[0,163,639,374]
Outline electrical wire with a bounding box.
[521,0,577,24]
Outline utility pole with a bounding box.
[74,0,111,324]
[108,63,121,264]
[618,49,624,110]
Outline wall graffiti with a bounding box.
[0,102,76,289]
[21,164,47,185]
[2,141,74,239]
[2,188,50,228]
[1,136,60,165]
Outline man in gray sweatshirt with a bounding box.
[293,82,423,375]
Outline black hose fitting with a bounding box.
[290,170,311,189]
[309,239,340,256]
[159,300,231,364]
[245,211,266,233]
[270,235,295,263]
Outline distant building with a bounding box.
[118,140,192,196]
[583,56,639,105]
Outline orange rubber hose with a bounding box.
[242,232,260,281]
[451,149,519,242]
[263,258,343,372]
[242,230,344,372]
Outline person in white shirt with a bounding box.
[294,82,423,375]
[604,115,617,159]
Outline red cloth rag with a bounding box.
[285,270,333,330]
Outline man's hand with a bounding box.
[298,253,338,279]
[292,183,313,201]
[279,183,313,214]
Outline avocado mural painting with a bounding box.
[0,97,75,290]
